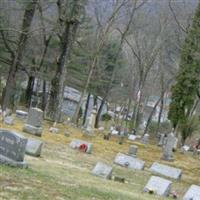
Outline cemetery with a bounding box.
[0,0,200,200]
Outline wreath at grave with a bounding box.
[79,143,88,152]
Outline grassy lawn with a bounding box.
[0,119,199,200]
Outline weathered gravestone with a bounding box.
[150,162,182,180]
[141,133,149,144]
[0,129,28,168]
[183,185,200,200]
[92,162,113,179]
[23,108,43,136]
[158,133,165,146]
[162,133,176,161]
[86,108,97,134]
[114,152,145,170]
[69,139,93,153]
[128,145,138,157]
[128,135,137,141]
[26,138,43,157]
[4,116,14,125]
[144,176,172,196]
[16,110,28,119]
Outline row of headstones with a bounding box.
[69,139,200,200]
[0,129,43,168]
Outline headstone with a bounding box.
[111,129,119,135]
[0,129,28,168]
[114,152,145,170]
[128,145,138,157]
[25,138,43,157]
[23,107,43,136]
[141,133,149,144]
[183,185,200,200]
[150,162,182,180]
[4,116,14,125]
[16,110,28,119]
[128,135,137,141]
[144,176,172,196]
[162,133,176,161]
[181,145,190,153]
[69,139,93,153]
[158,133,165,146]
[86,108,97,134]
[92,162,112,179]
[49,127,59,134]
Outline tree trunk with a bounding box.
[47,0,82,122]
[26,76,35,107]
[82,93,90,126]
[95,98,105,128]
[1,0,38,111]
[41,80,47,111]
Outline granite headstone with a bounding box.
[183,185,200,200]
[92,162,113,179]
[25,138,43,157]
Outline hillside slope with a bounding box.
[0,119,199,200]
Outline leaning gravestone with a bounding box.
[114,153,145,170]
[23,108,43,136]
[144,176,172,196]
[128,145,138,157]
[92,162,113,179]
[150,162,182,180]
[69,139,93,154]
[183,185,200,200]
[0,129,28,168]
[162,133,176,161]
[25,138,43,157]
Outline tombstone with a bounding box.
[141,133,149,144]
[86,108,97,134]
[173,137,178,151]
[23,107,43,136]
[25,138,43,157]
[128,145,138,157]
[144,176,172,196]
[158,133,165,146]
[183,185,200,200]
[150,162,182,180]
[92,162,113,179]
[49,127,59,134]
[114,153,145,170]
[128,135,137,141]
[4,116,14,125]
[69,139,93,154]
[16,110,28,119]
[162,133,176,161]
[0,129,28,168]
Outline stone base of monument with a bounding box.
[161,154,174,162]
[92,162,112,179]
[23,124,43,136]
[144,176,172,196]
[0,154,28,168]
[26,138,43,157]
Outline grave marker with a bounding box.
[70,139,93,153]
[150,162,182,180]
[144,176,172,196]
[114,152,145,170]
[0,129,27,168]
[92,162,112,179]
[26,138,43,157]
[183,185,200,200]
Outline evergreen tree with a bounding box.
[168,3,200,143]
